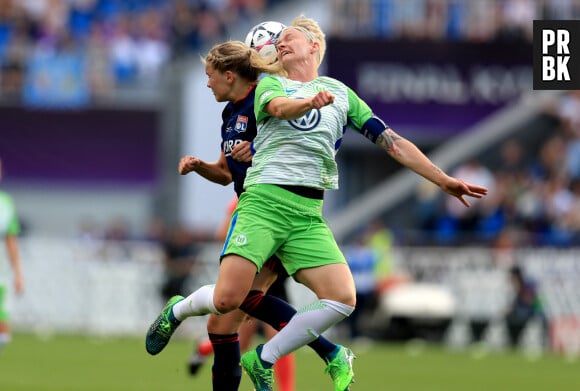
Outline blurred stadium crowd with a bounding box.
[0,0,577,100]
[331,0,580,42]
[0,0,282,100]
[411,92,580,248]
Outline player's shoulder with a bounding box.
[318,75,344,85]
[318,76,348,92]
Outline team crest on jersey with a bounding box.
[233,234,247,246]
[288,109,321,131]
[235,115,248,133]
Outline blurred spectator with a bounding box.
[133,7,170,85]
[0,0,278,101]
[504,265,547,350]
[495,0,537,42]
[0,157,25,355]
[555,90,580,181]
[343,235,379,340]
[0,59,24,99]
[160,225,199,301]
[329,0,578,42]
[3,0,572,101]
[108,14,139,85]
[442,159,496,241]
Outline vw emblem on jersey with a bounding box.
[234,115,248,133]
[234,234,247,246]
[288,109,321,131]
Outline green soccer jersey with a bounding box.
[246,75,375,190]
[0,191,19,283]
[0,191,19,237]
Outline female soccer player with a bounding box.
[0,158,24,356]
[148,40,353,391]
[147,16,487,391]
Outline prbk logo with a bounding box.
[533,20,580,90]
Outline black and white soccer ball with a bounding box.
[244,21,286,64]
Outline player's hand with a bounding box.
[14,274,24,295]
[310,90,335,109]
[231,141,253,162]
[441,178,488,207]
[178,155,201,175]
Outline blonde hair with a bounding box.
[203,40,281,80]
[289,15,326,66]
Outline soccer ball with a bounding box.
[245,21,286,63]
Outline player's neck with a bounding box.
[286,66,318,83]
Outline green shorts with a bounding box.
[220,184,346,276]
[0,285,7,322]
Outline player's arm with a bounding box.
[255,76,335,122]
[5,235,23,295]
[178,151,232,186]
[266,90,334,120]
[347,88,488,207]
[5,202,23,296]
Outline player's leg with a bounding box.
[203,264,277,391]
[238,314,259,352]
[0,286,11,355]
[257,262,356,360]
[187,337,212,375]
[205,311,246,391]
[147,189,279,355]
[263,324,295,391]
[242,201,356,391]
[245,263,356,391]
[187,264,277,387]
[240,263,339,363]
[145,255,258,356]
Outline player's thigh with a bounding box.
[277,216,346,275]
[294,263,356,306]
[221,190,285,273]
[206,310,246,334]
[251,261,279,292]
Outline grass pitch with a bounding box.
[0,333,578,390]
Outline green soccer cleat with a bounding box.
[325,345,356,391]
[241,344,274,391]
[145,295,184,355]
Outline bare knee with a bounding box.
[213,294,244,314]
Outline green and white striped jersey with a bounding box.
[245,75,375,190]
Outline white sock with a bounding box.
[172,285,221,321]
[260,299,354,364]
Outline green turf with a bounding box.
[0,333,578,390]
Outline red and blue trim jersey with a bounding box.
[220,86,257,196]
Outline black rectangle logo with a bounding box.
[533,20,580,90]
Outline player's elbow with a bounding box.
[266,99,288,120]
[269,105,286,120]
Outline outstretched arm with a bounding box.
[376,127,488,207]
[5,235,24,295]
[178,151,232,186]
